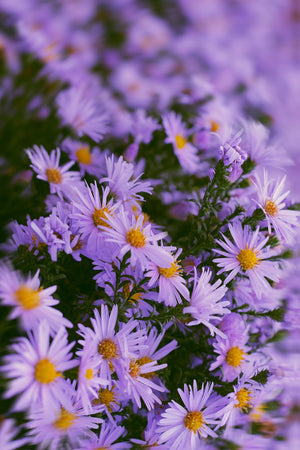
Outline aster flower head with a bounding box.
[26,393,102,450]
[210,334,251,382]
[78,304,144,382]
[162,111,201,174]
[70,181,120,253]
[26,145,80,196]
[2,321,78,411]
[56,85,108,142]
[101,206,173,270]
[0,265,72,333]
[75,421,131,450]
[157,381,226,450]
[217,127,247,182]
[62,137,108,176]
[183,267,229,337]
[101,155,153,206]
[146,248,190,307]
[252,169,300,244]
[213,221,280,299]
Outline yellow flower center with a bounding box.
[95,386,119,412]
[14,285,40,310]
[184,411,205,433]
[237,247,259,270]
[76,146,92,165]
[158,261,180,278]
[225,346,245,368]
[175,134,186,149]
[264,200,278,217]
[34,358,60,384]
[250,404,266,421]
[123,282,142,303]
[126,227,146,248]
[45,168,62,184]
[235,388,252,410]
[129,360,140,379]
[210,120,220,133]
[98,339,118,360]
[85,368,93,380]
[54,408,76,430]
[92,206,112,227]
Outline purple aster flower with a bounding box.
[62,138,108,177]
[252,169,300,244]
[56,85,108,142]
[77,304,144,382]
[70,181,120,253]
[101,155,153,206]
[75,420,131,450]
[2,321,78,411]
[146,248,190,307]
[162,111,201,174]
[26,392,102,450]
[100,206,173,270]
[0,265,72,333]
[213,221,280,299]
[26,145,80,197]
[157,381,226,449]
[183,267,229,337]
[217,127,247,182]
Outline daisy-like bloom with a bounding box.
[0,418,30,450]
[162,111,201,174]
[157,381,226,450]
[70,182,120,254]
[213,221,280,299]
[252,169,300,244]
[118,355,168,410]
[210,334,251,382]
[2,321,78,411]
[101,207,173,270]
[146,248,190,306]
[56,85,108,142]
[101,155,152,206]
[183,267,229,337]
[62,138,107,177]
[76,337,109,414]
[93,382,121,414]
[26,394,102,450]
[0,266,72,333]
[26,145,80,196]
[77,304,144,382]
[131,411,169,449]
[75,421,131,450]
[119,327,177,410]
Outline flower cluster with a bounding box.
[0,1,299,449]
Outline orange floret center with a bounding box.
[137,355,154,379]
[158,261,180,278]
[237,247,259,270]
[126,227,146,248]
[76,146,92,165]
[14,285,40,310]
[92,206,112,227]
[95,386,119,412]
[264,199,278,217]
[210,120,220,133]
[129,360,141,379]
[45,168,62,184]
[235,388,252,410]
[226,346,245,367]
[98,338,118,360]
[184,411,205,433]
[85,368,93,380]
[34,358,60,384]
[54,408,76,430]
[175,134,186,149]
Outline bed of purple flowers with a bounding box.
[0,1,300,449]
